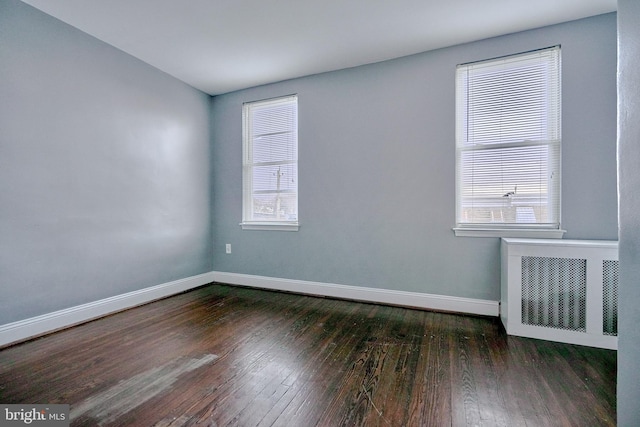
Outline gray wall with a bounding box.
[0,0,212,324]
[0,1,618,328]
[211,13,618,301]
[617,1,640,424]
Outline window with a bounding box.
[241,95,298,231]
[454,46,564,238]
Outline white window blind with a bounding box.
[455,46,561,234]
[242,95,298,230]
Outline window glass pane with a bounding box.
[252,193,298,221]
[252,164,297,193]
[458,143,559,225]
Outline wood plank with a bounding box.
[0,283,616,426]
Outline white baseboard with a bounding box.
[0,271,499,348]
[0,272,216,348]
[210,271,499,317]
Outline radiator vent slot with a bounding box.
[521,256,587,332]
[603,260,619,336]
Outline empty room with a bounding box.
[1,0,639,425]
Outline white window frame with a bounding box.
[453,46,565,238]
[241,95,299,231]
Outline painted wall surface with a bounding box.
[211,13,618,301]
[617,1,640,424]
[0,1,212,324]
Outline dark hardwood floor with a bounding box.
[0,283,616,426]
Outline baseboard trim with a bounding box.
[0,271,499,348]
[0,272,216,348]
[210,271,500,317]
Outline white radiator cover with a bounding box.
[501,238,618,350]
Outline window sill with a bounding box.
[240,221,299,231]
[453,227,566,239]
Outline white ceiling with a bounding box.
[20,0,617,95]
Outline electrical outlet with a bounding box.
[225,244,231,254]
